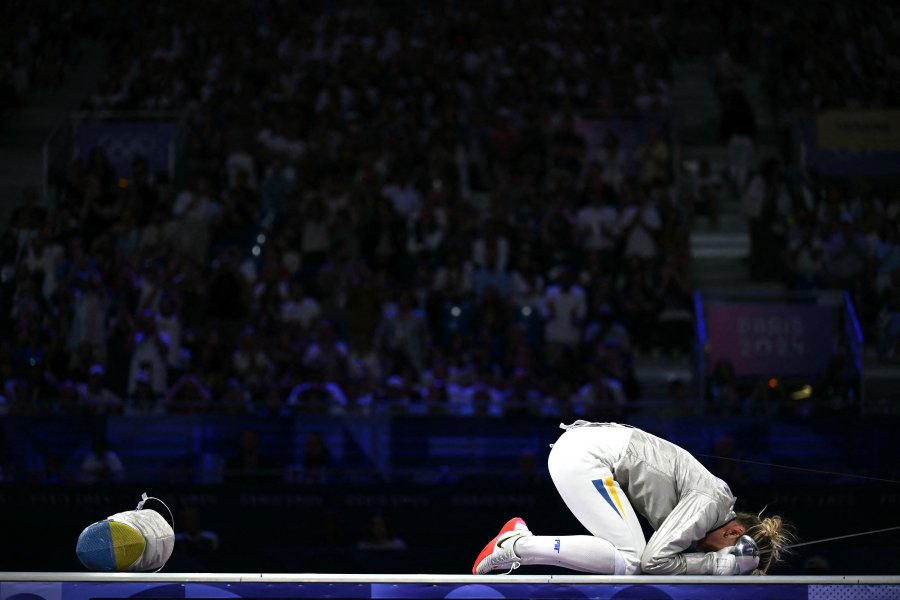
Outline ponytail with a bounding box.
[735,511,797,574]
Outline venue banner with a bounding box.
[707,303,835,377]
[802,110,900,177]
[816,109,900,152]
[77,119,178,178]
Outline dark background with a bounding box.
[1,414,898,575]
[2,0,900,579]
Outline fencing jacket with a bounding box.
[566,421,737,574]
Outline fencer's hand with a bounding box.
[714,536,760,575]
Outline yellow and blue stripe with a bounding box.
[592,476,626,520]
[76,520,145,571]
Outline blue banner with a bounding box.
[801,119,900,178]
[77,120,178,178]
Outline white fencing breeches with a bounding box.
[544,423,646,574]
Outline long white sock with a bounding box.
[515,535,627,575]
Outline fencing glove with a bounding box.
[76,493,174,572]
[714,535,760,575]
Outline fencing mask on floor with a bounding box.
[76,493,175,572]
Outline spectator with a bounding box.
[618,183,661,263]
[82,364,123,416]
[171,506,220,571]
[205,246,249,343]
[824,212,870,289]
[66,269,107,366]
[786,218,827,290]
[707,360,742,415]
[357,513,407,550]
[280,280,321,331]
[157,291,184,372]
[405,203,446,265]
[123,371,166,417]
[382,170,422,219]
[685,159,725,228]
[616,257,659,353]
[224,429,280,484]
[660,378,697,418]
[374,292,431,375]
[719,88,757,193]
[171,177,221,265]
[741,159,792,281]
[571,364,628,420]
[56,379,87,415]
[583,303,632,356]
[502,368,545,417]
[595,130,627,193]
[286,366,348,416]
[575,184,620,269]
[22,227,64,301]
[877,269,900,362]
[127,308,170,397]
[635,127,670,186]
[219,377,252,416]
[655,257,694,356]
[299,195,332,277]
[290,431,338,485]
[79,438,125,484]
[541,267,586,368]
[232,325,274,393]
[165,373,212,414]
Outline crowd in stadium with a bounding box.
[1,2,687,421]
[1,1,898,425]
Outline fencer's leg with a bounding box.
[545,427,646,574]
[515,533,627,574]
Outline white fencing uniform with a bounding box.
[546,421,737,575]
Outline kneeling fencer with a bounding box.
[473,422,794,575]
[76,493,175,572]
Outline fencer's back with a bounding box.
[614,428,736,531]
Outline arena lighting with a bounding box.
[257,233,266,244]
[251,245,261,257]
[767,377,778,389]
[791,385,813,400]
[450,306,461,317]
[522,306,532,316]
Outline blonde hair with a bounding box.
[735,511,797,574]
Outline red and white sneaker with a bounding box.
[471,517,532,575]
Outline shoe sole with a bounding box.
[471,517,526,575]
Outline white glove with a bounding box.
[714,536,760,575]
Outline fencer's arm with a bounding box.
[714,535,760,575]
[640,492,725,575]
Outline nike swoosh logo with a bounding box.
[497,534,519,549]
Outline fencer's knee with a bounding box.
[614,548,643,575]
